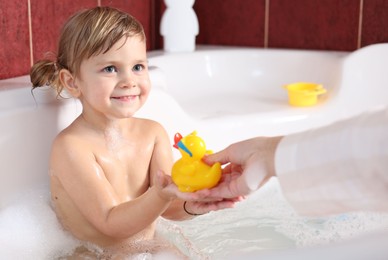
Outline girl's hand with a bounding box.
[183,197,242,216]
[154,170,243,213]
[153,170,205,201]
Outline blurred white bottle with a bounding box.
[160,0,199,52]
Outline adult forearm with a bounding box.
[275,107,388,216]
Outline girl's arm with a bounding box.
[51,125,173,239]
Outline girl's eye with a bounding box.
[103,66,117,73]
[133,64,145,72]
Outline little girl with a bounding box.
[30,6,235,258]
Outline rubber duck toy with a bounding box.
[172,131,222,192]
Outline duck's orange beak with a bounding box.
[173,133,182,149]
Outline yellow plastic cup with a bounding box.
[283,82,327,107]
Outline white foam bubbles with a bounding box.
[0,185,193,259]
[0,185,79,259]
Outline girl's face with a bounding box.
[74,35,150,120]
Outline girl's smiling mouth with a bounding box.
[111,95,139,102]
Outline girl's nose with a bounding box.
[120,73,137,88]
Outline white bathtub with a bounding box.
[1,44,388,259]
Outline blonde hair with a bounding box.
[30,7,145,96]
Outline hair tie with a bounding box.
[53,61,58,71]
[183,201,203,216]
[47,61,59,86]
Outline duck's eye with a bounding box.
[103,66,117,73]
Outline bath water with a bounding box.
[159,178,388,259]
[2,179,388,259]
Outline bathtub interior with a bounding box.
[147,47,344,119]
[1,44,388,259]
[142,44,388,147]
[0,78,81,208]
[147,44,388,119]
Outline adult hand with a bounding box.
[155,170,240,214]
[201,136,282,199]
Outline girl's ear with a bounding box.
[59,69,80,98]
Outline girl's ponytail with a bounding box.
[30,59,63,96]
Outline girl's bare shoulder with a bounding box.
[52,120,94,153]
[132,118,170,145]
[134,118,167,133]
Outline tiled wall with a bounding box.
[0,0,154,80]
[1,0,388,80]
[196,0,388,50]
